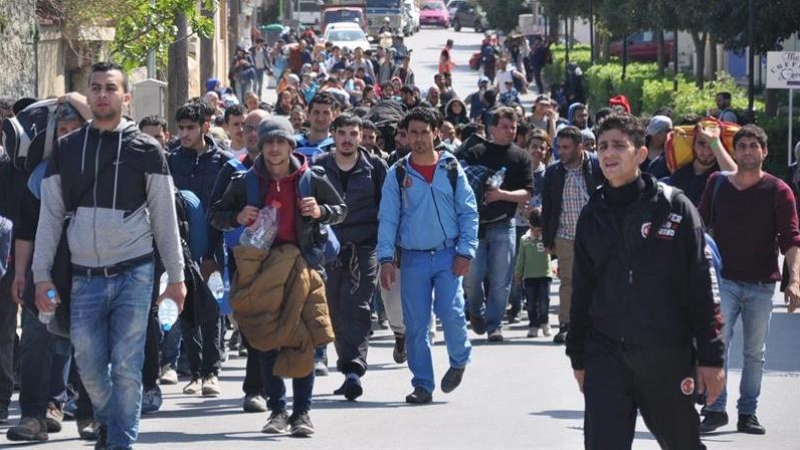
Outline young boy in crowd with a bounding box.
[514,209,553,338]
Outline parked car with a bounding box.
[609,31,674,62]
[419,1,450,28]
[451,0,488,33]
[324,22,372,52]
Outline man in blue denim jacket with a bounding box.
[377,107,478,404]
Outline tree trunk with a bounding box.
[168,11,189,135]
[601,33,611,64]
[690,31,706,89]
[547,14,559,43]
[709,40,718,81]
[765,89,779,117]
[656,29,665,77]
[569,16,575,49]
[200,2,215,93]
[229,0,240,64]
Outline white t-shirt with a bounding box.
[231,146,247,158]
[495,70,513,94]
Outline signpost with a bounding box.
[766,51,800,166]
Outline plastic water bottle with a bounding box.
[487,167,507,189]
[38,289,57,324]
[158,299,179,331]
[207,271,225,300]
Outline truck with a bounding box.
[321,0,367,34]
[365,0,405,41]
[294,0,324,31]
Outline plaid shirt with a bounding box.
[557,166,589,241]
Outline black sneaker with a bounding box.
[441,367,465,393]
[343,377,363,401]
[553,325,568,344]
[94,425,107,450]
[0,406,8,423]
[393,334,407,364]
[405,386,433,404]
[737,414,766,435]
[261,409,290,434]
[289,412,315,437]
[699,411,729,434]
[7,416,48,442]
[470,315,486,335]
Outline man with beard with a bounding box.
[378,107,478,404]
[295,92,339,161]
[665,125,737,206]
[312,114,388,400]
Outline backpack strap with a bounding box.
[708,171,731,231]
[226,157,246,172]
[244,170,261,206]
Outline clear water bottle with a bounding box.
[158,298,179,331]
[487,166,507,189]
[38,289,57,324]
[207,271,224,300]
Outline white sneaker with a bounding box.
[541,325,553,337]
[527,327,539,338]
[159,365,178,385]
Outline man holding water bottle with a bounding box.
[32,62,186,449]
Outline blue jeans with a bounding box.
[259,349,315,414]
[400,246,471,393]
[708,278,774,415]
[70,261,154,449]
[524,277,551,328]
[464,220,516,333]
[160,317,182,369]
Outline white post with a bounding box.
[790,89,794,167]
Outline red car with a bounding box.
[419,1,450,28]
[610,31,674,63]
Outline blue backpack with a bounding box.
[224,159,340,265]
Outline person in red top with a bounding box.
[697,125,800,435]
[210,116,346,437]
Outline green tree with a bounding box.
[478,0,528,33]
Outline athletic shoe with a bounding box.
[553,325,568,344]
[314,359,329,376]
[527,327,539,338]
[77,419,101,441]
[393,334,407,364]
[183,377,202,395]
[45,402,63,433]
[159,365,178,385]
[469,315,486,335]
[261,410,290,434]
[201,374,221,397]
[343,377,363,401]
[699,411,729,434]
[541,325,553,337]
[487,329,504,342]
[7,416,49,442]
[405,386,432,404]
[289,412,315,437]
[243,394,267,413]
[737,414,766,435]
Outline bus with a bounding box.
[294,0,323,30]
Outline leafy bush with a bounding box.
[759,113,800,178]
[542,45,593,87]
[584,62,660,115]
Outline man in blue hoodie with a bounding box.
[378,107,478,404]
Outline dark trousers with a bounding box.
[0,268,17,410]
[18,307,70,418]
[524,277,551,327]
[142,300,160,389]
[583,332,705,450]
[508,227,527,317]
[533,66,544,94]
[325,245,377,377]
[259,349,314,414]
[182,315,222,378]
[241,333,262,396]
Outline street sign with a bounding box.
[766,51,800,89]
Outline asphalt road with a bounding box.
[3,27,800,450]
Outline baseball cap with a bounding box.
[646,115,673,136]
[478,76,489,85]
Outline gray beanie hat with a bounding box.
[257,116,297,150]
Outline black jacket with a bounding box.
[167,136,234,209]
[209,153,347,268]
[311,148,388,246]
[566,175,724,370]
[541,151,604,248]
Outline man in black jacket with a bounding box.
[312,114,388,401]
[541,126,603,343]
[566,113,725,450]
[168,101,234,398]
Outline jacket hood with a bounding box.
[567,102,583,125]
[445,98,468,118]
[85,119,138,138]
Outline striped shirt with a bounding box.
[557,166,589,241]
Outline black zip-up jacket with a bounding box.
[541,151,604,248]
[566,174,724,370]
[311,148,388,246]
[209,153,347,267]
[167,136,234,209]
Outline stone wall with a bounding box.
[0,0,37,99]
